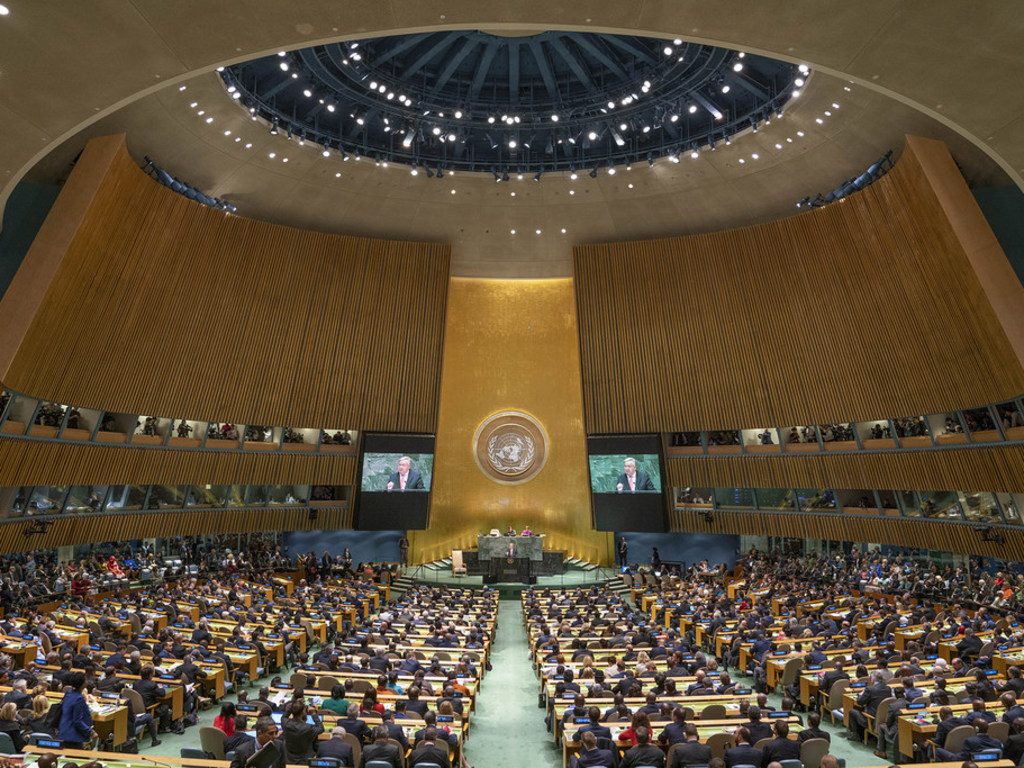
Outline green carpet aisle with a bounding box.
[465,598,563,768]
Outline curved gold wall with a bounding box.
[574,138,1024,433]
[1,135,450,432]
[410,278,613,565]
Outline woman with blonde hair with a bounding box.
[24,694,53,735]
[0,702,25,751]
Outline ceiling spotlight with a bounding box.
[535,229,542,235]
[450,189,456,194]
[378,85,386,93]
[326,104,336,112]
[688,104,698,114]
[454,110,463,119]
[663,46,674,56]
[619,122,628,131]
[0,4,10,15]
[269,119,279,135]
[795,77,805,87]
[673,38,682,45]
[642,125,651,133]
[303,89,312,97]
[410,167,418,176]
[607,166,616,175]
[447,133,456,142]
[751,153,759,159]
[279,61,289,72]
[669,114,679,122]
[721,84,731,93]
[570,172,578,180]
[607,101,615,109]
[321,148,330,157]
[510,229,516,235]
[178,85,187,92]
[732,62,743,72]
[569,190,575,195]
[551,114,559,122]
[798,64,810,74]
[277,51,286,57]
[432,126,442,136]
[791,89,801,98]
[508,139,517,149]
[268,152,276,159]
[587,131,598,141]
[690,150,699,159]
[517,173,523,180]
[205,116,213,124]
[402,128,415,148]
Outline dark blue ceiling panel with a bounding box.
[222,30,802,175]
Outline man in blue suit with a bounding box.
[573,731,615,768]
[386,456,425,491]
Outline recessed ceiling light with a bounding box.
[178,85,187,92]
[510,229,516,235]
[454,110,463,119]
[244,143,252,149]
[303,89,312,98]
[269,152,277,159]
[791,89,801,98]
[796,131,804,137]
[335,172,341,178]
[551,114,559,122]
[561,228,567,234]
[815,117,824,124]
[774,143,782,149]
[0,5,10,15]
[234,137,241,142]
[535,229,542,235]
[205,116,214,123]
[628,183,634,189]
[510,192,516,197]
[587,131,598,141]
[223,130,231,136]
[196,110,205,116]
[721,85,731,94]
[282,157,289,162]
[738,158,745,164]
[732,62,743,72]
[190,102,198,108]
[569,190,575,196]
[450,189,456,195]
[751,153,759,160]
[517,173,523,180]
[279,62,289,72]
[663,46,674,56]
[570,172,578,180]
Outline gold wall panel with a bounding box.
[0,506,350,555]
[670,507,1024,560]
[0,438,357,486]
[574,138,1024,433]
[666,443,1024,494]
[2,135,450,432]
[410,278,612,565]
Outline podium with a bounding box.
[477,535,541,584]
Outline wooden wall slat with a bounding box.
[0,506,351,555]
[670,507,1024,560]
[573,139,1024,433]
[0,439,356,486]
[666,444,1024,493]
[2,136,450,432]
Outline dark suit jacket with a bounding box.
[658,722,687,746]
[798,727,830,744]
[576,747,616,768]
[360,741,402,768]
[317,738,355,766]
[615,471,656,493]
[409,743,451,768]
[387,470,424,491]
[229,738,286,768]
[1004,732,1024,765]
[620,744,666,768]
[575,723,613,741]
[960,733,1003,758]
[337,717,369,743]
[744,721,772,744]
[856,683,893,716]
[935,716,966,747]
[725,744,763,768]
[761,737,801,767]
[668,740,711,768]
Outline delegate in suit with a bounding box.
[615,457,656,493]
[386,456,425,491]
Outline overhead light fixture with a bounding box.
[533,172,542,182]
[551,114,559,122]
[732,62,743,72]
[279,61,289,72]
[688,104,698,114]
[587,131,598,141]
[402,128,415,148]
[454,110,463,119]
[508,139,517,149]
[690,150,699,159]
[0,5,9,15]
[721,84,731,93]
[269,119,279,135]
[663,46,674,56]
[588,167,598,178]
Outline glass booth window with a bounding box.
[919,491,962,519]
[714,487,755,508]
[797,489,836,510]
[104,485,147,511]
[268,486,308,505]
[960,492,1002,522]
[28,486,69,514]
[186,485,225,507]
[892,416,928,439]
[146,485,186,509]
[820,423,855,442]
[756,488,794,510]
[65,486,108,513]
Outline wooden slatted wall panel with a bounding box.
[0,440,357,486]
[3,137,450,431]
[665,444,1024,493]
[0,506,351,555]
[670,507,1024,560]
[574,139,1024,433]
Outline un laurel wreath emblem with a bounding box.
[473,410,548,484]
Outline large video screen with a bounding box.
[356,434,435,530]
[588,435,667,532]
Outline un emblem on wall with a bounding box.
[473,410,548,484]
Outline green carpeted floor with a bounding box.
[133,597,886,768]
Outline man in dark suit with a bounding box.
[933,707,966,749]
[229,716,285,768]
[574,707,613,742]
[317,727,355,766]
[621,726,665,768]
[658,707,688,747]
[957,629,984,659]
[725,727,762,768]
[381,710,410,752]
[409,727,451,768]
[848,672,892,740]
[360,725,402,768]
[2,680,31,710]
[386,457,425,492]
[743,706,772,744]
[819,660,849,698]
[760,721,801,767]
[667,723,711,768]
[1004,717,1024,765]
[615,458,656,493]
[133,665,174,743]
[574,731,615,768]
[337,704,370,743]
[225,716,256,755]
[797,712,830,744]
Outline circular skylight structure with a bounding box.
[222,30,802,174]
